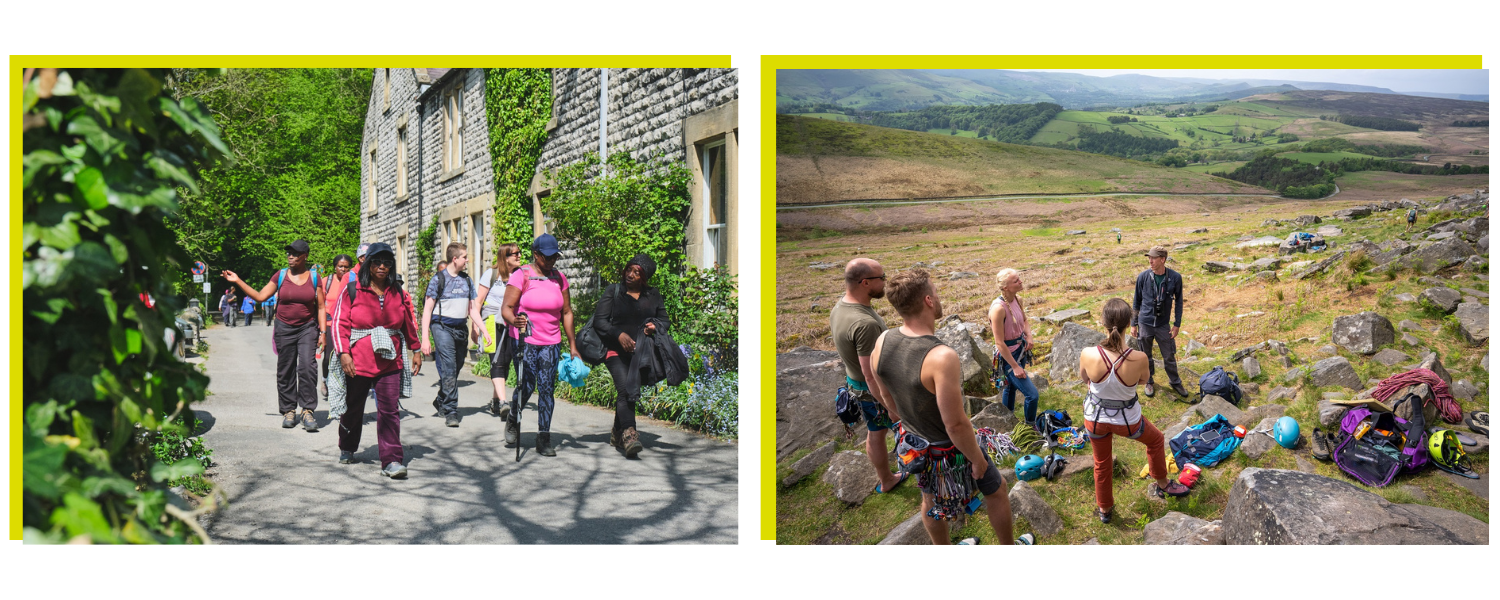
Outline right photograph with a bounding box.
[773,65,1489,545]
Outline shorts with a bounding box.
[857,391,894,432]
[489,336,518,380]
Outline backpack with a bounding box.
[1198,365,1243,405]
[273,268,320,306]
[1332,394,1429,487]
[573,284,615,366]
[431,268,474,305]
[1169,414,1243,469]
[1033,409,1073,440]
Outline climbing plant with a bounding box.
[414,214,440,296]
[484,68,551,261]
[21,68,227,543]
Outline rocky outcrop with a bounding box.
[1454,302,1488,346]
[1291,250,1346,280]
[823,451,879,504]
[1310,356,1362,390]
[935,317,995,388]
[783,441,837,487]
[878,512,934,545]
[1203,261,1237,273]
[1371,348,1410,366]
[1399,237,1476,274]
[1049,322,1104,384]
[1008,480,1063,538]
[776,348,847,461]
[971,401,1019,434]
[1222,468,1486,544]
[1330,311,1394,355]
[1414,352,1453,385]
[1144,512,1225,545]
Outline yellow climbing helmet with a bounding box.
[1428,429,1478,479]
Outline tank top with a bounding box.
[274,271,317,326]
[990,295,1027,351]
[1083,345,1142,426]
[875,329,949,445]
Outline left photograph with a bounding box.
[20,66,740,544]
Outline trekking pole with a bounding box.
[511,329,523,463]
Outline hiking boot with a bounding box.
[1310,427,1330,460]
[1095,507,1113,524]
[1171,382,1190,398]
[432,398,444,416]
[488,398,502,417]
[381,462,408,479]
[622,427,643,459]
[1015,533,1035,545]
[610,426,622,449]
[505,419,520,446]
[282,411,297,428]
[536,432,556,457]
[1149,480,1191,499]
[496,401,512,422]
[445,413,461,428]
[302,410,319,432]
[339,451,355,464]
[1143,381,1156,397]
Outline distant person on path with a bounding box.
[1116,232,1122,244]
[1132,245,1187,398]
[1406,207,1417,232]
[421,243,480,428]
[829,258,904,494]
[870,269,1027,545]
[331,243,422,479]
[262,293,276,326]
[320,254,356,393]
[475,243,522,418]
[223,239,327,431]
[1079,298,1190,524]
[501,234,580,457]
[988,268,1038,426]
[593,253,670,459]
[219,288,238,327]
[241,294,256,326]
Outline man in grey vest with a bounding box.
[829,258,903,494]
[871,269,1030,545]
[1132,246,1189,398]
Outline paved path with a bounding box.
[195,320,737,544]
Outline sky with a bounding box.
[1024,69,1489,94]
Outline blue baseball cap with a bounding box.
[533,233,561,257]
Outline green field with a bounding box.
[791,112,856,122]
[1181,160,1247,173]
[926,128,980,138]
[1032,109,1308,151]
[1280,151,1377,164]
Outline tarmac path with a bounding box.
[194,319,737,544]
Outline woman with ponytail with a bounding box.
[1078,297,1189,524]
[987,268,1039,426]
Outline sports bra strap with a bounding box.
[1093,345,1133,382]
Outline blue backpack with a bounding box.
[273,268,320,306]
[1169,414,1243,469]
[1198,365,1243,406]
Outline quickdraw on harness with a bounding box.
[991,337,1033,389]
[901,424,1018,522]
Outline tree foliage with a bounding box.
[1073,125,1179,159]
[22,68,227,543]
[868,103,1063,143]
[542,151,693,284]
[1334,114,1420,132]
[168,69,371,292]
[484,68,551,262]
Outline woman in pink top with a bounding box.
[500,234,580,457]
[987,268,1039,426]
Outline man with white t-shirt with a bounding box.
[421,243,484,427]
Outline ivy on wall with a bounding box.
[483,68,551,262]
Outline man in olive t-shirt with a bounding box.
[829,258,903,494]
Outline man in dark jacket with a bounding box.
[1132,246,1189,398]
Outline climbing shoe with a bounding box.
[622,427,643,459]
[1143,382,1156,397]
[958,537,979,545]
[302,410,319,432]
[1149,480,1191,499]
[536,432,556,457]
[282,411,297,428]
[1095,507,1113,524]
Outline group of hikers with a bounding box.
[218,233,669,479]
[830,245,1192,544]
[217,287,274,327]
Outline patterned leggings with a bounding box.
[514,342,561,432]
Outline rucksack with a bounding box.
[272,268,320,306]
[1034,409,1073,436]
[1198,366,1243,405]
[1332,394,1429,487]
[1169,414,1243,469]
[431,268,474,305]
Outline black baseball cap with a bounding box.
[285,239,311,255]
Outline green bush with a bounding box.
[148,416,214,496]
[557,364,739,440]
[22,68,226,543]
[541,151,693,284]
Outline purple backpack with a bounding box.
[1332,394,1429,487]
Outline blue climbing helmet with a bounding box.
[1273,416,1300,449]
[1015,454,1044,481]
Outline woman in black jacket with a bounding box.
[593,253,668,458]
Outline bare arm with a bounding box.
[221,271,278,303]
[420,296,435,355]
[468,287,488,345]
[560,284,578,357]
[930,347,987,470]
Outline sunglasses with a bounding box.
[862,275,886,282]
[505,251,521,257]
[370,259,395,269]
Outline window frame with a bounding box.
[701,138,729,269]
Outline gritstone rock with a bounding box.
[1399,319,1426,332]
[1310,356,1362,390]
[1222,468,1486,544]
[1066,230,1087,236]
[1291,250,1347,280]
[1144,512,1225,545]
[1242,404,1287,428]
[1318,400,1347,429]
[783,441,837,487]
[1049,322,1105,383]
[1239,417,1280,459]
[776,348,847,460]
[1401,332,1422,347]
[1292,215,1321,226]
[823,451,879,504]
[1383,383,1437,426]
[1331,311,1395,355]
[971,401,1019,434]
[1194,395,1245,425]
[1267,386,1297,403]
[935,318,994,388]
[1451,380,1478,402]
[1242,356,1261,380]
[878,511,933,545]
[1372,348,1410,366]
[1231,342,1267,363]
[1041,308,1091,325]
[1414,351,1453,385]
[1008,480,1063,538]
[1248,256,1283,271]
[1203,261,1236,273]
[1400,237,1476,274]
[1421,287,1462,313]
[1462,255,1487,271]
[1454,302,1488,346]
[1235,236,1282,249]
[1391,293,1417,303]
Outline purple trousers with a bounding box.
[338,370,404,466]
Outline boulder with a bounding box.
[1181,338,1206,356]
[1398,319,1426,332]
[878,511,934,545]
[971,401,1019,434]
[1194,395,1245,425]
[1267,386,1297,403]
[1065,230,1087,236]
[1049,322,1105,383]
[1231,342,1268,363]
[1235,236,1283,249]
[1371,348,1410,366]
[1241,356,1261,380]
[1317,226,1345,237]
[935,319,994,388]
[1239,417,1280,459]
[1144,512,1225,545]
[1420,287,1462,313]
[1041,308,1091,325]
[1310,357,1362,390]
[1291,250,1347,280]
[1390,292,1417,303]
[1427,231,1458,242]
[1292,215,1321,226]
[1399,237,1476,274]
[947,271,978,280]
[1370,246,1412,266]
[1253,271,1279,283]
[1451,380,1478,402]
[776,349,848,460]
[1330,311,1395,355]
[1331,207,1370,219]
[1414,352,1453,385]
[1247,256,1283,271]
[1202,261,1236,273]
[1401,332,1422,347]
[965,395,989,416]
[1462,255,1487,272]
[1008,480,1063,538]
[1242,404,1287,428]
[823,451,879,504]
[783,441,838,487]
[1454,302,1488,346]
[1222,468,1485,544]
[1383,383,1438,427]
[1317,400,1347,429]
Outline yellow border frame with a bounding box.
[11,55,731,541]
[760,55,1485,541]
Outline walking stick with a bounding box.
[510,318,526,463]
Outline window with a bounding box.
[702,139,728,268]
[470,213,486,270]
[382,68,391,112]
[396,235,407,285]
[367,146,378,213]
[396,125,408,198]
[442,86,464,173]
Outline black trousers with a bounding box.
[1138,322,1181,386]
[604,352,640,432]
[273,319,319,414]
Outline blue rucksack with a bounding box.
[1198,365,1243,406]
[1169,414,1243,469]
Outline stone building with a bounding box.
[359,68,738,295]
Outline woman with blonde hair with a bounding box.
[1079,297,1189,524]
[987,268,1038,426]
[476,242,523,416]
